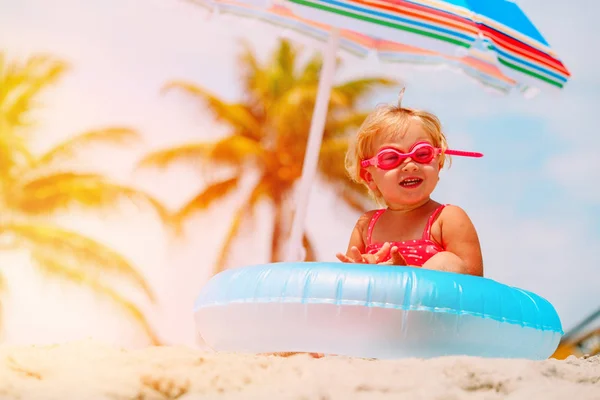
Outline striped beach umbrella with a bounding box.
[195,0,519,94]
[281,0,570,91]
[189,0,570,261]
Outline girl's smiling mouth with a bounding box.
[399,177,423,188]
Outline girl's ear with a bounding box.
[360,168,371,182]
[361,169,379,191]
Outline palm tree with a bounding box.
[0,52,170,344]
[137,39,397,275]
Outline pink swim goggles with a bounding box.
[361,141,483,170]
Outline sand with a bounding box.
[0,340,598,400]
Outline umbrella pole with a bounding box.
[284,27,341,262]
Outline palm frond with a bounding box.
[243,39,307,113]
[332,77,398,107]
[32,127,140,167]
[274,83,352,116]
[173,175,241,230]
[273,39,298,82]
[31,250,160,345]
[266,39,299,101]
[0,127,34,178]
[212,179,266,275]
[1,222,155,302]
[209,134,265,164]
[7,172,170,223]
[136,136,264,172]
[268,85,353,144]
[135,141,213,170]
[237,40,268,113]
[298,54,322,85]
[324,112,370,138]
[0,54,68,128]
[161,80,263,140]
[0,53,64,177]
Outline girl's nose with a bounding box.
[401,158,419,172]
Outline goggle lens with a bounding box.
[375,143,435,170]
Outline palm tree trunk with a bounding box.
[270,199,317,262]
[211,180,264,276]
[303,233,316,261]
[212,205,247,276]
[270,199,283,262]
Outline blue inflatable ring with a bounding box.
[194,262,563,359]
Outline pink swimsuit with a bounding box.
[364,205,447,266]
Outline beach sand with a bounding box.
[0,340,598,399]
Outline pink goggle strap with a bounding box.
[443,149,484,158]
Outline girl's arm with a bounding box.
[336,212,373,263]
[422,206,483,276]
[346,219,367,254]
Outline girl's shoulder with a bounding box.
[438,204,473,221]
[435,204,478,235]
[356,209,383,230]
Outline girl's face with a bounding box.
[363,121,441,209]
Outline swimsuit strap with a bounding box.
[366,209,386,245]
[422,204,448,240]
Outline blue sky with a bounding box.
[0,0,598,346]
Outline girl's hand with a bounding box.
[377,245,408,266]
[336,244,390,264]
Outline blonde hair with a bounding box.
[345,93,451,204]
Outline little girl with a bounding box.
[336,89,484,277]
